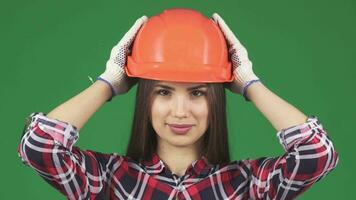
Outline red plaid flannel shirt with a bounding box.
[18,112,338,200]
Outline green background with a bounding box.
[1,0,354,199]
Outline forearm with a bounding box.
[47,80,111,131]
[245,82,308,132]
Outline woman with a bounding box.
[18,9,338,200]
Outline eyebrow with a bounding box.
[154,84,207,91]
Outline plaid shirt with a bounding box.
[18,112,338,200]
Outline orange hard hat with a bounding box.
[126,8,233,83]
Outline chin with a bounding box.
[168,136,200,147]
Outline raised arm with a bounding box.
[47,15,148,131]
[18,16,148,199]
[212,13,307,132]
[47,80,111,131]
[213,13,338,199]
[245,82,307,132]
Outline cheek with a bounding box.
[151,100,169,127]
[192,101,209,125]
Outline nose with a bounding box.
[172,96,189,118]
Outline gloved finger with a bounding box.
[117,15,148,47]
[213,13,252,68]
[109,15,148,60]
[212,13,241,47]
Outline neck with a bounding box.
[157,141,202,177]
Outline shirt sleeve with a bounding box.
[17,112,119,200]
[247,115,339,200]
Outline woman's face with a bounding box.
[151,81,209,149]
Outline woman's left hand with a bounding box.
[212,13,260,99]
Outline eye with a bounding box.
[191,90,206,97]
[156,89,171,96]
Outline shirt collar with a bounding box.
[142,152,213,177]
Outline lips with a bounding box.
[168,124,194,135]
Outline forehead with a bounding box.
[154,81,207,89]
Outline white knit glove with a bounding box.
[212,13,260,101]
[97,15,148,100]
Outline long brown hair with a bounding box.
[125,79,230,165]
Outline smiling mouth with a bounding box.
[167,124,194,135]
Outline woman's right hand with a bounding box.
[97,15,148,100]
